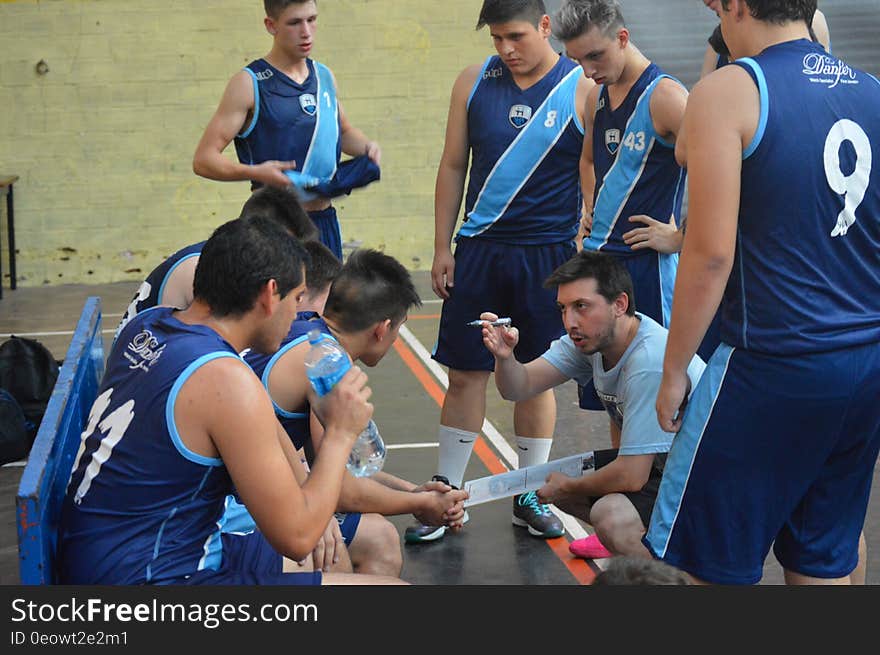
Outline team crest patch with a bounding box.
[300,93,317,116]
[509,104,532,128]
[605,128,621,155]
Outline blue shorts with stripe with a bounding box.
[183,532,322,585]
[645,341,880,584]
[309,206,343,260]
[433,238,574,371]
[578,250,678,410]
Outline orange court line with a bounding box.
[391,337,597,585]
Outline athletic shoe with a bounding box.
[512,491,564,538]
[403,475,468,544]
[568,533,613,559]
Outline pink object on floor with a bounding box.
[569,534,613,559]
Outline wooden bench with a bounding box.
[0,175,19,299]
[16,297,104,584]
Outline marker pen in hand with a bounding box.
[466,318,512,327]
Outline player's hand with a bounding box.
[581,210,593,239]
[299,516,344,572]
[537,472,573,506]
[412,488,469,528]
[656,368,692,433]
[251,160,297,188]
[431,249,455,300]
[364,141,382,166]
[479,311,518,360]
[314,366,373,446]
[623,215,682,254]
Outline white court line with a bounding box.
[386,442,438,450]
[398,324,588,541]
[0,329,116,338]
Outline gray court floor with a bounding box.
[1,275,878,584]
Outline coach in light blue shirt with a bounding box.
[480,251,704,559]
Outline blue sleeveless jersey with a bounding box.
[115,242,205,338]
[234,58,341,200]
[459,55,584,244]
[244,311,331,451]
[724,40,880,354]
[224,313,334,535]
[59,307,242,584]
[587,64,686,256]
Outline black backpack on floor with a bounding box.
[0,388,30,465]
[0,336,60,450]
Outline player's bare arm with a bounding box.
[657,66,756,432]
[579,83,600,235]
[432,64,482,299]
[192,70,295,188]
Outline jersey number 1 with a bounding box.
[824,119,872,237]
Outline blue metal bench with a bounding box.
[16,297,104,584]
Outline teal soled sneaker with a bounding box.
[512,491,564,538]
[404,475,468,544]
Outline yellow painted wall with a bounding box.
[0,0,489,286]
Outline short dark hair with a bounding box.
[592,556,691,585]
[719,0,816,24]
[240,186,319,242]
[193,215,308,317]
[323,249,421,332]
[552,0,626,41]
[304,240,342,299]
[476,0,546,29]
[544,251,636,315]
[264,0,314,19]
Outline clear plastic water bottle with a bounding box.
[304,329,351,397]
[347,420,386,477]
[303,329,384,476]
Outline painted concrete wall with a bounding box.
[0,0,487,286]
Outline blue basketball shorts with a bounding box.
[183,531,322,585]
[335,511,362,546]
[645,341,880,584]
[309,206,343,260]
[622,250,677,328]
[433,238,574,371]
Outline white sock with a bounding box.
[515,436,553,469]
[437,425,478,488]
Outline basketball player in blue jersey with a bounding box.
[115,185,318,338]
[690,3,830,365]
[555,0,687,333]
[59,217,402,585]
[192,0,380,259]
[650,0,880,585]
[227,250,468,573]
[411,0,594,544]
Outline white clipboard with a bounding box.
[463,451,596,507]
